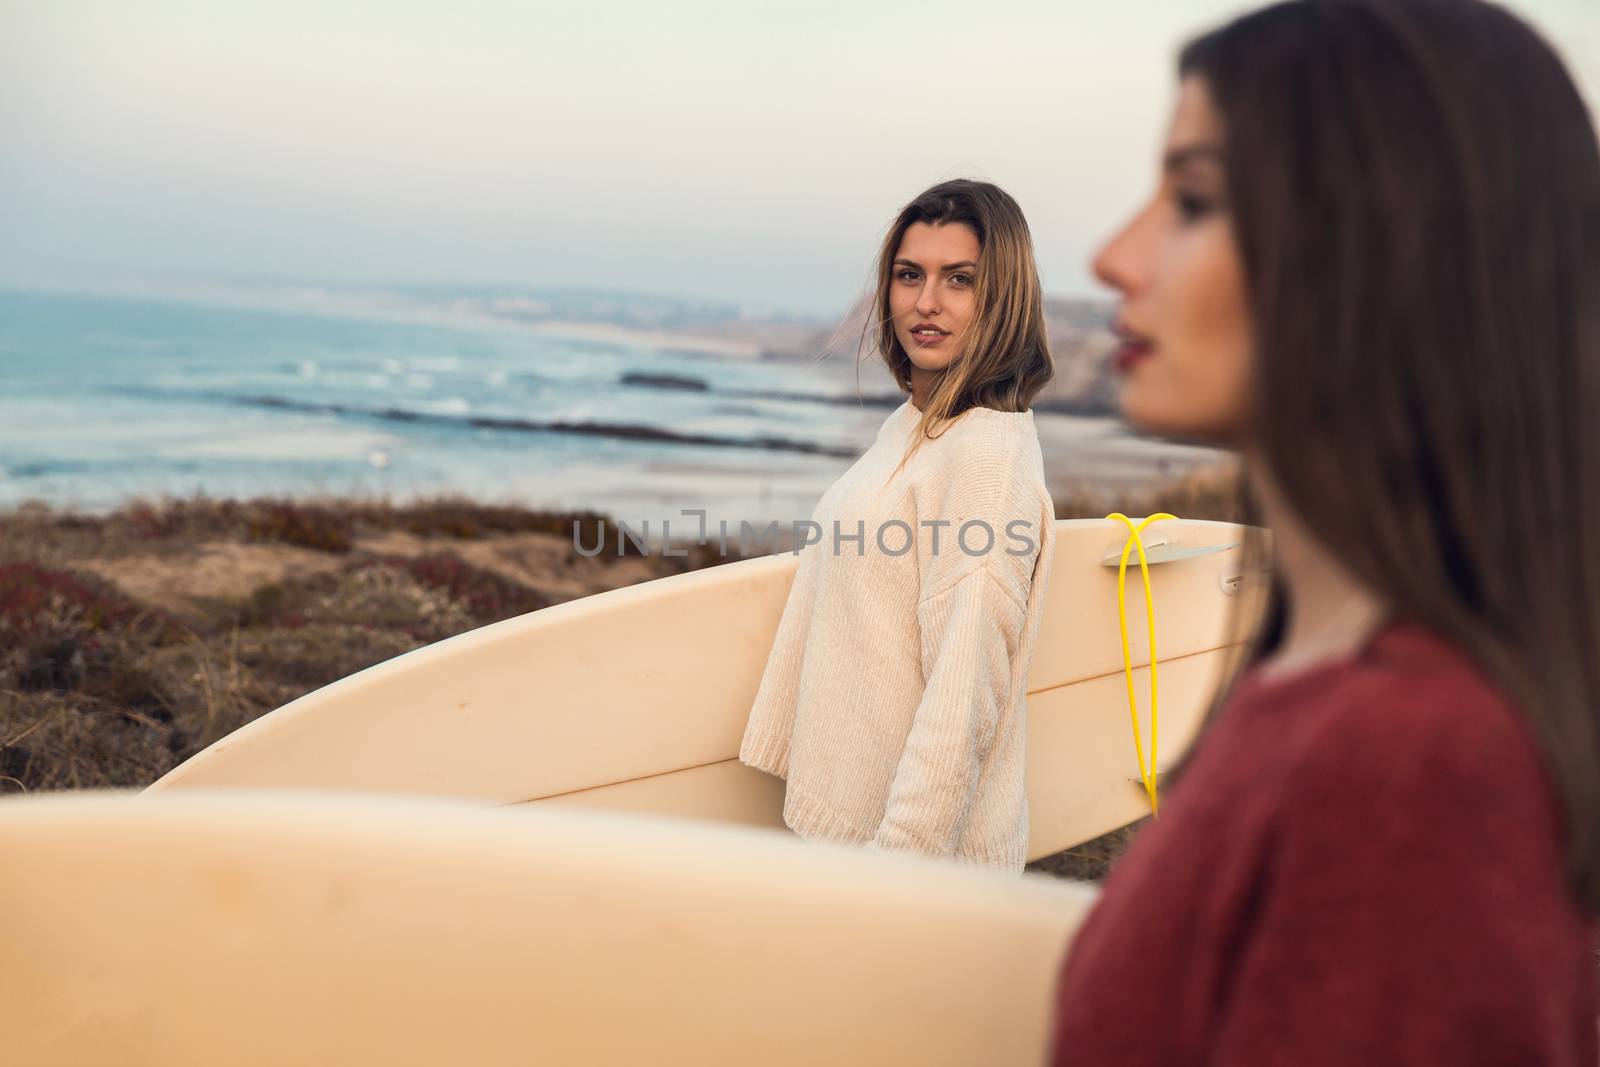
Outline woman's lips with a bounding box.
[1111,320,1154,374]
[1112,339,1154,374]
[910,327,949,347]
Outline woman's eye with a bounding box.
[1175,191,1216,222]
[950,273,973,287]
[897,269,921,283]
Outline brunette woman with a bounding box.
[1050,1,1600,1061]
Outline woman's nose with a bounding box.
[1092,211,1148,296]
[915,281,941,315]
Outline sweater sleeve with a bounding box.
[868,444,1047,857]
[1210,677,1592,1064]
[869,565,1029,855]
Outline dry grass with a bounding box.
[0,496,649,564]
[0,496,714,796]
[1024,820,1148,882]
[1053,462,1245,523]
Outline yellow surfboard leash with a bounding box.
[1106,512,1177,816]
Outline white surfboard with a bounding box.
[147,518,1259,857]
[0,790,1097,1066]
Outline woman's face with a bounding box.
[1092,76,1254,446]
[889,221,981,374]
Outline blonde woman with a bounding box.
[739,179,1056,873]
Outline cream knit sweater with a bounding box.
[738,398,1056,872]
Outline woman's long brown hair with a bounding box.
[865,179,1054,471]
[1177,0,1600,914]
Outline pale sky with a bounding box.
[3,0,1596,316]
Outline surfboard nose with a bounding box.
[0,789,1096,1066]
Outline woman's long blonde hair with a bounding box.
[865,179,1054,473]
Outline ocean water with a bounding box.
[0,287,899,527]
[0,287,1220,529]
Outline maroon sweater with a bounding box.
[1048,622,1597,1065]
